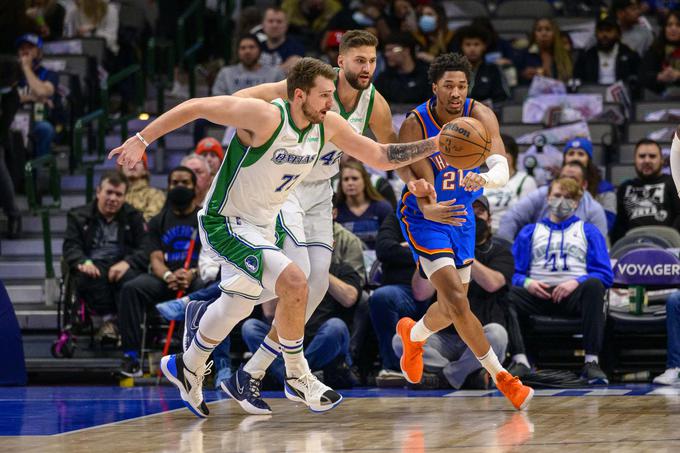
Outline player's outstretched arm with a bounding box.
[233,80,288,101]
[326,112,438,171]
[462,102,509,191]
[109,96,278,168]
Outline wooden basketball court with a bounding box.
[2,386,680,452]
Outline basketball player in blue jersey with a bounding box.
[396,53,534,410]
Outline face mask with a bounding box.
[352,11,374,27]
[419,15,437,33]
[167,186,195,211]
[548,196,577,219]
[475,216,490,245]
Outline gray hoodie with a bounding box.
[497,186,608,242]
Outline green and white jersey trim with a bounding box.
[203,98,324,227]
[304,73,375,183]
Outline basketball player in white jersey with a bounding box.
[109,58,440,418]
[211,30,397,414]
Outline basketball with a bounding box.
[438,117,491,169]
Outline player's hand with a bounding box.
[408,179,436,199]
[422,199,467,226]
[527,279,551,300]
[551,279,579,303]
[108,260,130,282]
[461,172,486,192]
[108,135,146,169]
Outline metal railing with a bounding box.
[101,63,145,141]
[177,0,205,99]
[72,109,106,202]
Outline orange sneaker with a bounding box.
[396,318,425,384]
[495,371,534,410]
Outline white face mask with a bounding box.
[548,196,578,219]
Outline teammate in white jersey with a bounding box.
[109,58,440,417]
[217,30,398,414]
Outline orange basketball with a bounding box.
[438,117,491,169]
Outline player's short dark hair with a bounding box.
[635,138,662,155]
[99,170,129,191]
[286,57,337,99]
[168,165,197,186]
[428,52,472,84]
[456,25,490,45]
[339,29,378,54]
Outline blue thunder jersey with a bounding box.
[398,96,483,268]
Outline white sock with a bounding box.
[183,332,216,372]
[279,335,310,378]
[244,335,281,379]
[512,353,531,368]
[585,354,599,364]
[410,318,434,342]
[477,347,505,383]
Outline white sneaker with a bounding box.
[161,353,212,418]
[284,372,343,413]
[653,368,680,386]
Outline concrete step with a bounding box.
[6,284,44,304]
[61,174,168,191]
[1,238,63,256]
[5,214,68,234]
[15,307,57,330]
[0,261,61,279]
[16,194,85,211]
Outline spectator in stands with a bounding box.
[392,196,514,389]
[374,33,431,105]
[64,0,119,55]
[385,0,418,35]
[497,161,608,241]
[194,137,224,176]
[463,17,516,67]
[562,138,617,232]
[258,7,306,74]
[574,15,641,89]
[653,291,680,385]
[241,217,364,388]
[508,177,613,384]
[120,154,165,222]
[323,1,392,48]
[212,35,285,97]
[611,138,680,243]
[612,0,655,57]
[411,3,454,64]
[335,160,393,250]
[0,56,22,239]
[457,25,510,105]
[0,0,41,55]
[62,171,147,343]
[640,10,680,96]
[368,211,430,386]
[118,166,203,377]
[484,134,538,233]
[281,0,342,51]
[26,0,66,41]
[514,17,573,84]
[180,153,212,206]
[16,33,58,158]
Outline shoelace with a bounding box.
[188,360,213,402]
[296,372,327,395]
[248,377,263,398]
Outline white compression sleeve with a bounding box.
[671,133,680,198]
[480,153,509,189]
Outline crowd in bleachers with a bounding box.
[3,0,680,388]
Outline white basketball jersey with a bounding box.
[303,74,375,183]
[528,220,588,286]
[484,171,536,231]
[203,98,324,226]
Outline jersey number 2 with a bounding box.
[442,169,464,190]
[276,174,300,192]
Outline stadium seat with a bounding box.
[625,225,680,248]
[627,121,676,143]
[495,1,554,18]
[441,0,488,18]
[634,101,680,121]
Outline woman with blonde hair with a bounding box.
[515,17,573,84]
[64,0,119,54]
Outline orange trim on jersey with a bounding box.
[411,110,428,138]
[399,193,455,256]
[425,99,443,131]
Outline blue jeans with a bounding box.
[667,291,680,368]
[33,121,55,157]
[368,284,430,371]
[187,282,221,302]
[241,317,351,385]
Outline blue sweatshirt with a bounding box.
[511,215,613,288]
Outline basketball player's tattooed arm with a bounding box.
[325,112,438,171]
[397,115,467,227]
[109,96,280,168]
[462,102,509,191]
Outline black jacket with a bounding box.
[640,43,680,94]
[62,201,148,271]
[574,42,640,90]
[470,62,510,104]
[375,213,416,286]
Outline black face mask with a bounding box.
[475,216,490,245]
[167,186,195,211]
